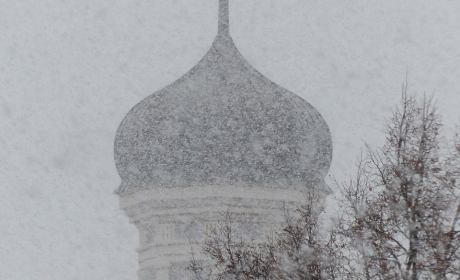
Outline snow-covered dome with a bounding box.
[114,0,332,195]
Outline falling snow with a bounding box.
[1,0,460,279]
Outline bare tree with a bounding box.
[188,189,338,280]
[334,83,460,280]
[188,210,278,280]
[188,82,460,280]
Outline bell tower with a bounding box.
[114,1,333,279]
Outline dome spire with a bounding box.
[218,0,230,36]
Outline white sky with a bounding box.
[1,0,459,279]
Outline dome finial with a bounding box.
[218,0,230,36]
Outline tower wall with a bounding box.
[119,185,308,280]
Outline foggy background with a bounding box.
[1,0,459,279]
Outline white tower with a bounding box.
[114,1,332,279]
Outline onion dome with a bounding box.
[114,0,332,195]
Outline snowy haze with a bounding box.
[1,0,459,279]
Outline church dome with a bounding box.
[114,0,332,195]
